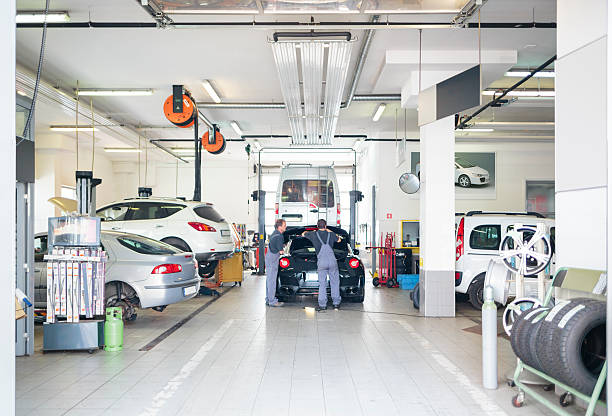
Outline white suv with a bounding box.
[96,197,234,277]
[455,211,555,309]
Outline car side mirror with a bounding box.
[353,249,359,255]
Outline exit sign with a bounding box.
[386,213,392,219]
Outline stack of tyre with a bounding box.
[510,298,606,395]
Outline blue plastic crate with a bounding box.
[398,274,419,290]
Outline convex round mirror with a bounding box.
[399,172,420,194]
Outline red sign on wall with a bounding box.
[386,213,392,219]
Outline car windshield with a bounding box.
[289,235,348,256]
[455,158,476,168]
[281,179,335,208]
[116,235,182,255]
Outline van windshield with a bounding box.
[281,179,335,208]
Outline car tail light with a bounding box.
[349,258,360,269]
[152,264,182,274]
[337,203,341,225]
[456,217,464,261]
[275,203,279,216]
[279,258,290,268]
[188,222,216,232]
[309,203,317,209]
[455,271,462,286]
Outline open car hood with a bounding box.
[283,225,349,244]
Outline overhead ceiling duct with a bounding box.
[271,39,352,145]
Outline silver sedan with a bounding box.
[35,231,201,321]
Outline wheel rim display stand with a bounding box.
[501,223,553,387]
[511,267,607,415]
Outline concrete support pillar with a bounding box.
[419,115,455,317]
[556,0,609,406]
[1,1,16,414]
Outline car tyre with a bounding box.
[372,277,380,287]
[198,260,218,278]
[467,273,485,310]
[458,174,471,188]
[412,282,420,309]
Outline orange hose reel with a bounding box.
[163,93,196,127]
[202,130,226,154]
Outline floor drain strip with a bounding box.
[138,286,233,352]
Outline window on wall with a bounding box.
[526,180,555,218]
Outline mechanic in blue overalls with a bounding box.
[304,219,342,311]
[265,218,287,307]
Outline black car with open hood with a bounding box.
[275,226,365,302]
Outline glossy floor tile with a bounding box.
[16,273,594,416]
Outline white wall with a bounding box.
[356,140,555,246]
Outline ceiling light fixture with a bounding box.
[76,88,154,96]
[456,128,494,132]
[16,90,27,96]
[230,121,243,136]
[363,9,460,14]
[201,80,221,103]
[170,148,196,154]
[165,9,258,14]
[104,148,142,153]
[372,103,386,122]
[16,11,70,23]
[50,125,98,132]
[482,90,555,97]
[504,71,555,78]
[272,40,352,146]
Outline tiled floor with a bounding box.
[16,273,592,416]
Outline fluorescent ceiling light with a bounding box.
[456,128,494,132]
[230,121,243,136]
[50,125,98,132]
[16,12,70,23]
[16,89,27,96]
[363,9,459,13]
[171,148,195,154]
[263,9,360,14]
[482,90,555,97]
[372,103,386,122]
[76,88,154,96]
[201,80,221,103]
[165,9,258,14]
[104,148,142,153]
[505,71,555,78]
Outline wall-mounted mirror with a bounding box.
[399,173,420,194]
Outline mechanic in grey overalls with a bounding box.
[304,219,342,311]
[265,219,287,307]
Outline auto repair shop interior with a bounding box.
[3,1,611,415]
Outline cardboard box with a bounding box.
[15,297,26,320]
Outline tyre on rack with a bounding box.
[548,299,607,396]
[535,298,601,386]
[509,305,538,362]
[513,306,550,371]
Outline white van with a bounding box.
[276,165,341,227]
[455,211,555,309]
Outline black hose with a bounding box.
[21,0,50,144]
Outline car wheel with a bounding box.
[467,273,485,310]
[198,260,218,278]
[372,277,380,287]
[458,174,471,188]
[412,282,420,309]
[161,237,192,253]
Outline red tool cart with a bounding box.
[367,232,398,288]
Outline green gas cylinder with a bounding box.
[104,307,124,352]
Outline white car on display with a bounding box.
[454,211,555,309]
[96,197,234,277]
[416,157,490,188]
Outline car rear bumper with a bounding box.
[140,276,200,308]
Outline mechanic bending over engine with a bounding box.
[303,219,342,311]
[265,218,287,307]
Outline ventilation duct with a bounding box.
[271,40,352,145]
